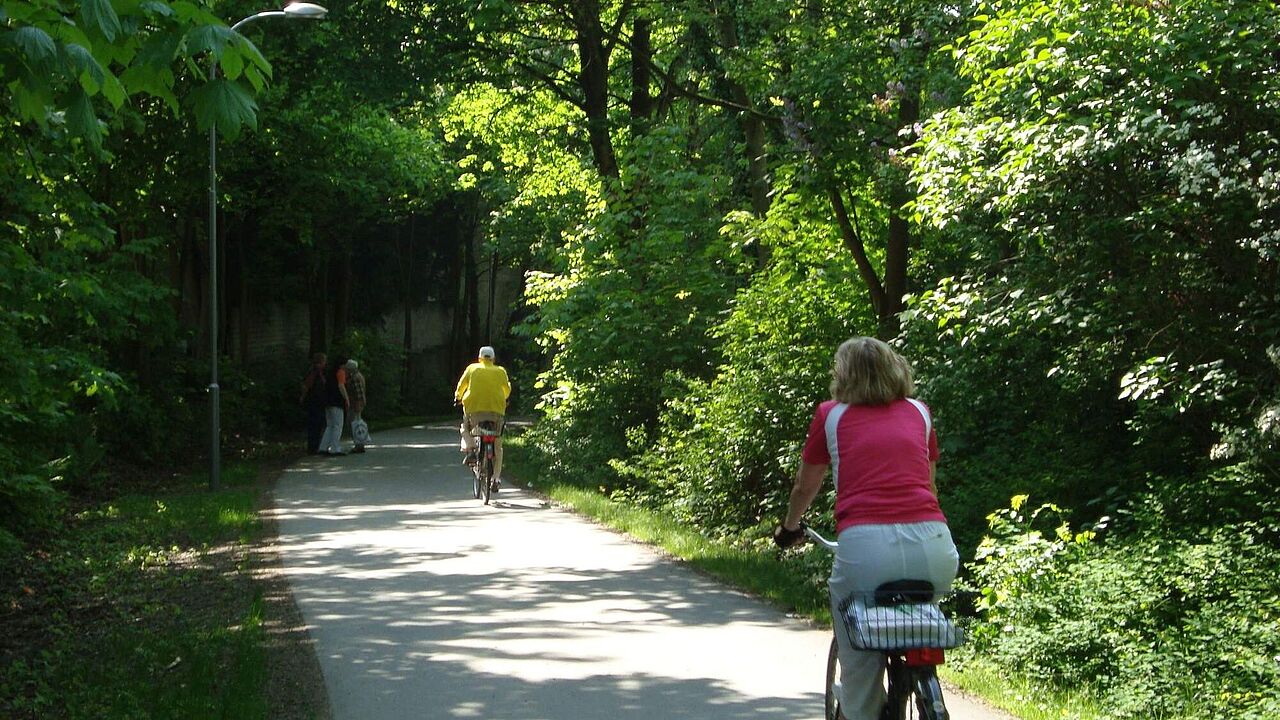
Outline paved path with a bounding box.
[271,424,1005,720]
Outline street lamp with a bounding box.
[209,2,327,490]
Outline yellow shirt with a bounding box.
[454,360,511,414]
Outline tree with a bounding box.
[907,1,1280,714]
[0,0,281,543]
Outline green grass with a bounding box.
[940,660,1106,720]
[0,460,272,719]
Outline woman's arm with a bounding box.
[782,461,828,530]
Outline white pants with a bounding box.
[828,521,959,720]
[318,406,345,453]
[460,412,504,480]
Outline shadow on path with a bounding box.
[272,426,836,719]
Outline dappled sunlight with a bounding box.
[272,425,829,719]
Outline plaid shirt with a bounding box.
[347,370,366,407]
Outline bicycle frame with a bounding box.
[472,421,501,504]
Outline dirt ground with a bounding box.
[255,474,332,720]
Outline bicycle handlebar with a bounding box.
[801,523,839,552]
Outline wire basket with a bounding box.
[838,594,965,650]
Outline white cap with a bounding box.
[479,346,496,360]
[345,359,358,370]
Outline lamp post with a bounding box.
[209,2,327,490]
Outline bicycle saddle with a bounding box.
[873,580,935,606]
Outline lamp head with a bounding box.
[283,2,328,18]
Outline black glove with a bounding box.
[773,523,805,549]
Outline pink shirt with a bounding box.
[801,399,945,533]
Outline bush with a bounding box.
[330,328,408,418]
[619,194,874,534]
[968,485,1280,719]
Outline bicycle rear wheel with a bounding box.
[824,637,842,720]
[481,450,493,505]
[883,662,949,720]
[911,667,948,720]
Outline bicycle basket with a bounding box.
[838,594,965,650]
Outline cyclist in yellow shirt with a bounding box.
[454,346,512,487]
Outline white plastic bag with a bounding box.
[352,418,372,446]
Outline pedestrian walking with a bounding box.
[346,359,370,453]
[317,355,350,456]
[300,352,327,454]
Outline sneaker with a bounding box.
[491,478,501,494]
[353,445,366,454]
[464,450,477,466]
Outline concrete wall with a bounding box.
[229,266,525,369]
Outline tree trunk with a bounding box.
[486,250,498,341]
[332,235,352,342]
[630,17,653,133]
[448,214,469,371]
[308,230,328,354]
[236,215,257,363]
[879,47,922,340]
[465,217,481,346]
[711,1,771,271]
[743,116,770,218]
[401,217,415,400]
[829,187,887,319]
[572,0,619,180]
[712,5,771,219]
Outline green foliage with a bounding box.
[0,124,178,537]
[911,0,1280,465]
[618,192,874,531]
[329,328,408,417]
[0,0,314,542]
[969,489,1280,718]
[1,0,262,146]
[440,86,594,266]
[898,276,1140,555]
[521,126,750,486]
[904,2,1280,712]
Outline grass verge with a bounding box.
[0,453,288,719]
[940,660,1105,720]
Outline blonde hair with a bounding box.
[829,337,915,405]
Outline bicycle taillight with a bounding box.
[903,648,945,666]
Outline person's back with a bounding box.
[457,361,509,414]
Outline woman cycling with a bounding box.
[774,337,959,720]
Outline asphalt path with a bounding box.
[271,424,1007,720]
